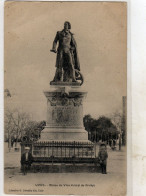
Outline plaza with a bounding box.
[4,142,126,195]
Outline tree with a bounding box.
[110,111,126,146]
[83,114,119,142]
[5,109,46,145]
[95,116,118,141]
[83,114,94,140]
[5,108,30,147]
[23,120,46,141]
[83,114,92,130]
[111,112,122,132]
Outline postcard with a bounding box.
[4,1,127,195]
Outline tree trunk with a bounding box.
[15,137,18,147]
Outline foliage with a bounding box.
[5,109,30,143]
[110,112,122,132]
[83,114,119,142]
[5,108,46,144]
[23,120,46,141]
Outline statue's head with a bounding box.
[64,21,71,30]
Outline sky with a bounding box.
[4,1,127,121]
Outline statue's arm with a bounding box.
[50,31,59,53]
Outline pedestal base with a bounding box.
[31,162,101,173]
[40,127,88,141]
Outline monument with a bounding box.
[22,22,99,171]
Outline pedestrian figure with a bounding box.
[98,143,108,174]
[21,147,33,175]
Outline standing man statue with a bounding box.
[50,21,82,84]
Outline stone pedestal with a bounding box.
[32,85,96,160]
[40,86,88,141]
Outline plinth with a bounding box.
[40,85,88,141]
[32,84,97,162]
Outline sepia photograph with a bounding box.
[4,1,127,195]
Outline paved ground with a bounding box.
[4,142,126,195]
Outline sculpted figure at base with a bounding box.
[50,21,83,85]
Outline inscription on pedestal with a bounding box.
[47,105,83,127]
[52,106,78,123]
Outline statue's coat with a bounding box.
[52,30,80,71]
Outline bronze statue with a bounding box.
[50,21,83,85]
